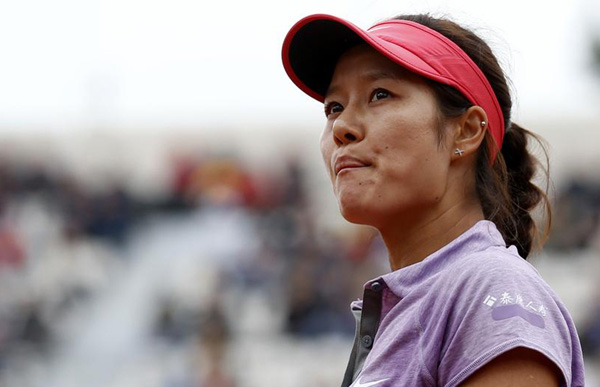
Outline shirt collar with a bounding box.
[371,220,506,298]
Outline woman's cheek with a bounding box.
[320,138,334,180]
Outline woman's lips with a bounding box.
[334,156,370,176]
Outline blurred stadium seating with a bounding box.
[0,129,597,386]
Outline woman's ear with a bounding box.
[451,106,488,161]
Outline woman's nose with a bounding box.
[332,112,365,146]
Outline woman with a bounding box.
[281,13,585,387]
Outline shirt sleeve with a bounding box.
[418,247,583,387]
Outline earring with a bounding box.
[454,148,465,156]
[480,121,487,127]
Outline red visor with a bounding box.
[282,14,505,160]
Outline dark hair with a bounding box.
[390,14,551,259]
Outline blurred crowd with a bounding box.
[0,151,386,387]
[0,148,600,386]
[552,179,600,363]
[548,179,600,251]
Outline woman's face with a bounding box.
[320,45,454,228]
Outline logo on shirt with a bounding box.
[483,295,497,307]
[482,292,546,329]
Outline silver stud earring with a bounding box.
[480,121,487,127]
[454,148,465,156]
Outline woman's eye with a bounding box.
[371,89,390,102]
[324,102,343,117]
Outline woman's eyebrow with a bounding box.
[363,69,407,82]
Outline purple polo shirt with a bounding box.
[342,220,584,387]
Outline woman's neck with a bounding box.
[379,198,484,271]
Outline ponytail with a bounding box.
[477,124,551,258]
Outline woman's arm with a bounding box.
[459,347,562,387]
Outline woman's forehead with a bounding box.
[336,45,411,76]
[326,46,416,96]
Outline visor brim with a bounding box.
[282,14,441,103]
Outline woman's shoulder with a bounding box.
[425,243,567,328]
[445,243,547,289]
[419,245,584,387]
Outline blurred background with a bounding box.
[0,0,599,386]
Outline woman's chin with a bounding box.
[338,200,377,226]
